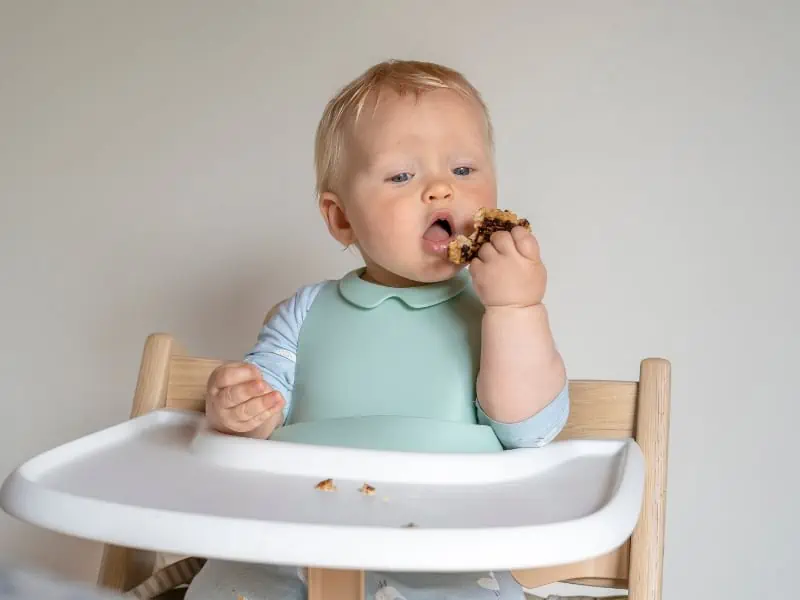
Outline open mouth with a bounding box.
[423,212,455,242]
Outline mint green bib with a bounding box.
[269,269,503,453]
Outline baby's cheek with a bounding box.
[351,209,384,241]
[355,203,417,257]
[472,179,497,207]
[361,216,390,241]
[358,221,401,259]
[374,207,409,237]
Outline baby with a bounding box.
[188,60,569,600]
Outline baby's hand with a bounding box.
[205,362,285,436]
[470,226,547,308]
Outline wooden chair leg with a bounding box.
[628,358,670,600]
[307,568,364,600]
[97,334,178,590]
[97,544,156,592]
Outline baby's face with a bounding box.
[340,88,497,286]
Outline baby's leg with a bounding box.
[185,559,305,600]
[365,570,525,599]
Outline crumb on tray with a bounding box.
[359,483,376,496]
[314,478,336,492]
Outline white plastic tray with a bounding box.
[0,409,644,572]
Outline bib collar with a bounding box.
[338,268,469,309]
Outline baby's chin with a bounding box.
[395,259,464,286]
[362,248,464,287]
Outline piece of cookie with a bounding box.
[314,478,336,492]
[447,208,531,264]
[359,483,376,496]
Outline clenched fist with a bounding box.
[470,226,547,308]
[205,362,285,438]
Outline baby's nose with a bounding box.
[424,182,453,202]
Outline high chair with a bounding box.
[3,332,670,600]
[90,333,670,600]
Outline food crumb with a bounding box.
[359,483,376,496]
[403,522,417,528]
[314,478,336,492]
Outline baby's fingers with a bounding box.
[208,362,261,395]
[489,230,515,255]
[512,226,541,262]
[217,379,268,409]
[477,239,498,262]
[225,391,284,431]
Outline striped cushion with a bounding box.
[124,557,205,599]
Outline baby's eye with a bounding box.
[453,166,474,177]
[387,172,413,184]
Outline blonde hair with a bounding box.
[314,59,493,198]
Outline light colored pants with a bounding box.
[185,559,526,600]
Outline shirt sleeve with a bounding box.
[475,381,570,449]
[243,282,326,423]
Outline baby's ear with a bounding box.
[319,191,355,248]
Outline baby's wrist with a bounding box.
[482,303,551,337]
[482,303,558,353]
[483,302,546,315]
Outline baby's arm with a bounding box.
[476,305,569,449]
[242,282,326,430]
[205,282,325,438]
[470,227,568,449]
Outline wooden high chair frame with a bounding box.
[95,333,670,600]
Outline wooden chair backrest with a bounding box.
[99,333,670,600]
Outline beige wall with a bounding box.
[1,1,797,597]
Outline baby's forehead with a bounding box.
[349,88,488,152]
